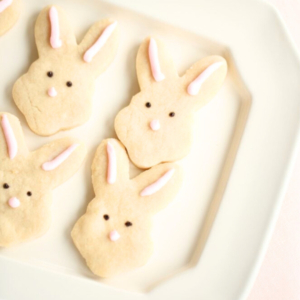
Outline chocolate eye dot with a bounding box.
[27,191,32,196]
[103,214,109,221]
[169,112,175,117]
[47,71,53,78]
[125,221,132,227]
[66,81,73,87]
[3,183,9,189]
[145,102,151,108]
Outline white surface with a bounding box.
[248,1,300,299]
[0,0,300,300]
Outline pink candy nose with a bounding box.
[150,119,160,131]
[48,87,57,97]
[109,230,120,242]
[8,197,20,208]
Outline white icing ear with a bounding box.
[83,21,118,63]
[49,6,62,49]
[140,168,175,196]
[106,142,117,184]
[187,61,224,96]
[148,38,165,82]
[1,114,17,160]
[42,144,79,171]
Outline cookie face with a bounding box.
[0,0,21,36]
[13,5,119,136]
[115,37,227,169]
[0,113,86,247]
[72,139,183,277]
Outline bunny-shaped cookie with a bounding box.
[115,37,227,169]
[0,0,21,36]
[0,112,86,247]
[71,139,183,277]
[13,5,119,136]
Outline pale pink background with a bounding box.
[248,2,300,299]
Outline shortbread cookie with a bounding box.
[115,37,227,169]
[71,138,183,277]
[0,112,86,247]
[0,0,21,36]
[13,5,119,136]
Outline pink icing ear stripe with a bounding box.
[106,142,117,184]
[148,38,165,82]
[140,168,175,197]
[1,115,18,160]
[0,0,12,13]
[42,143,79,171]
[83,21,118,63]
[187,61,224,96]
[49,7,62,49]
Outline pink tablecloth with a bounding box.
[248,2,300,299]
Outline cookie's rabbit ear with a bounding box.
[35,5,77,57]
[134,163,183,215]
[183,55,227,111]
[31,138,86,189]
[136,37,178,90]
[92,139,129,195]
[78,19,119,77]
[0,113,28,160]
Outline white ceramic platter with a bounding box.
[1,0,299,299]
